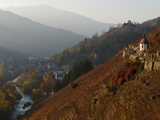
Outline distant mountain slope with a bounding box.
[0,46,28,61]
[25,28,160,120]
[0,10,83,56]
[53,17,160,66]
[0,46,28,80]
[143,17,160,27]
[8,5,112,36]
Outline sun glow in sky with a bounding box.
[0,0,160,23]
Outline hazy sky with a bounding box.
[0,0,160,23]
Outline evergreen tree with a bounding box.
[64,59,93,84]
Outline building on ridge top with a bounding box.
[139,34,149,52]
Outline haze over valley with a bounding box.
[0,1,160,120]
[8,5,112,36]
[0,9,84,57]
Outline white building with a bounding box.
[139,35,149,52]
[54,70,65,81]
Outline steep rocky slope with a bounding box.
[24,28,160,120]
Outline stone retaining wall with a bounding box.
[144,60,160,71]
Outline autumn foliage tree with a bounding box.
[41,72,57,94]
[64,59,93,85]
[0,64,6,85]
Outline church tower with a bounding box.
[139,34,149,52]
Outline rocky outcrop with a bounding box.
[144,61,154,71]
[123,43,160,72]
[154,61,160,71]
[144,52,160,71]
[144,61,160,71]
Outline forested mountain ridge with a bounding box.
[53,17,160,66]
